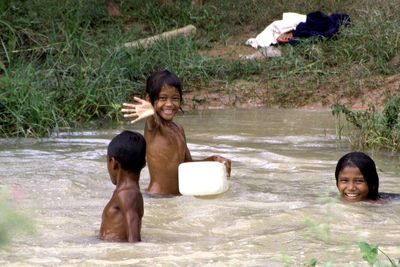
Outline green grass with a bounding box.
[1,0,400,136]
[332,96,400,151]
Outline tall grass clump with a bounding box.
[0,0,263,136]
[332,96,400,151]
[0,62,59,136]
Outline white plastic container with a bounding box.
[178,161,229,196]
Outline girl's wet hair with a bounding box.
[107,130,146,173]
[335,152,380,200]
[146,69,183,104]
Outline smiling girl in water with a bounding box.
[335,152,380,202]
[121,69,231,196]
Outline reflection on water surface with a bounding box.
[0,109,399,266]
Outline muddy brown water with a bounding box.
[0,108,399,266]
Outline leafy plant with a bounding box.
[358,242,399,267]
[307,258,318,267]
[359,242,379,266]
[331,96,400,151]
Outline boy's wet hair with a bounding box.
[335,152,380,200]
[107,131,146,173]
[146,69,183,105]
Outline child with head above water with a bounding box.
[100,130,146,242]
[335,151,380,202]
[121,69,231,196]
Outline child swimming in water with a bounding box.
[121,69,231,196]
[335,151,380,202]
[100,130,146,242]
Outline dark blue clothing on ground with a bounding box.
[289,11,350,44]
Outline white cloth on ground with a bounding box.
[245,12,306,48]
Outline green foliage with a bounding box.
[331,96,400,150]
[303,242,399,266]
[1,0,400,136]
[0,63,58,136]
[307,258,318,267]
[301,219,400,266]
[304,217,331,243]
[358,242,399,267]
[0,190,35,248]
[359,242,379,266]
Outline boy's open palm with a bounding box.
[122,97,154,124]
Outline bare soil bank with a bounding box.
[182,76,400,111]
[185,37,400,111]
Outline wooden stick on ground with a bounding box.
[124,25,197,49]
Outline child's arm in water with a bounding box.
[117,189,143,242]
[194,155,232,177]
[189,153,231,177]
[179,121,232,177]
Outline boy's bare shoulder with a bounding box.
[148,118,185,135]
[116,185,142,195]
[379,192,400,202]
[115,183,142,199]
[165,120,185,134]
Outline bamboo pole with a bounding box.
[124,25,197,49]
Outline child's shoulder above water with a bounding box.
[378,192,400,203]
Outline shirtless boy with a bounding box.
[99,130,146,242]
[121,69,231,196]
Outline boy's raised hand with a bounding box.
[122,97,154,124]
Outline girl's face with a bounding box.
[154,85,181,121]
[337,166,369,202]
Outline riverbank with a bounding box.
[181,74,400,111]
[1,0,400,137]
[192,20,400,111]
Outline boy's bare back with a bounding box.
[100,181,143,242]
[100,130,146,242]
